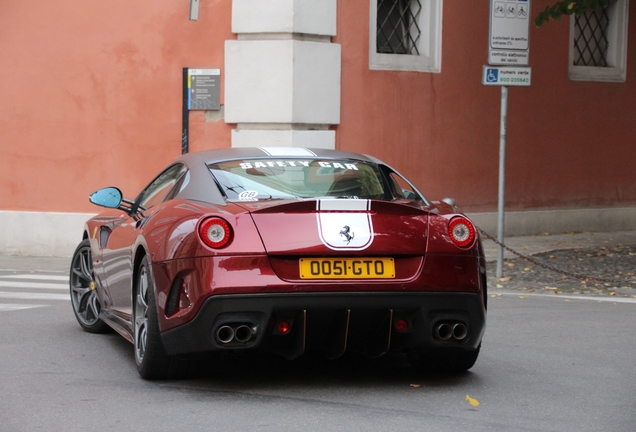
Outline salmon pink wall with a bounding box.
[1,0,635,216]
[0,0,233,213]
[335,1,636,212]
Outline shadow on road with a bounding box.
[152,350,479,390]
[87,321,483,392]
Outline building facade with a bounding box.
[1,0,635,255]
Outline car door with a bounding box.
[101,163,188,316]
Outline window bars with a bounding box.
[377,0,422,55]
[573,8,610,66]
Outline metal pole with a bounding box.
[182,67,189,155]
[496,86,508,278]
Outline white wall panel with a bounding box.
[292,42,341,124]
[225,40,340,125]
[232,0,336,36]
[0,211,95,257]
[231,129,335,149]
[225,40,294,123]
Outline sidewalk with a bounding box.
[482,230,636,297]
[481,230,636,262]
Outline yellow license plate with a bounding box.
[299,258,395,279]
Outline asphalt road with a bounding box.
[0,258,635,431]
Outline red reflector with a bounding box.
[394,319,408,333]
[276,321,291,334]
[448,217,476,248]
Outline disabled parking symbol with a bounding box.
[486,69,499,83]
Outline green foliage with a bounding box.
[535,0,610,27]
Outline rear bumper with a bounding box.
[160,292,486,358]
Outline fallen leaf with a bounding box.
[496,284,503,289]
[498,277,511,282]
[523,267,531,271]
[410,384,421,388]
[609,292,616,296]
[466,395,480,407]
[528,289,535,292]
[544,286,558,291]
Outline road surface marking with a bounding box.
[0,304,48,312]
[0,281,67,290]
[0,291,69,301]
[500,292,636,304]
[0,274,68,282]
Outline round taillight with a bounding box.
[448,217,476,248]
[198,217,232,249]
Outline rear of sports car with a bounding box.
[155,156,486,373]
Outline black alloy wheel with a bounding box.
[70,239,108,333]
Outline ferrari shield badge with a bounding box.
[316,199,373,250]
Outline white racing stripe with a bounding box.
[317,199,374,251]
[0,281,67,290]
[0,304,47,312]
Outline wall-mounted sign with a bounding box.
[188,68,220,110]
[489,49,529,65]
[482,65,532,86]
[489,0,531,65]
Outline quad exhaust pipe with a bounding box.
[434,322,468,341]
[215,324,256,345]
[234,325,254,343]
[216,325,235,344]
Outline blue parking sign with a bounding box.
[486,68,499,83]
[482,65,532,86]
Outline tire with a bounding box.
[134,255,199,380]
[69,239,108,333]
[408,345,481,374]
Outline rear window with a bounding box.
[208,159,387,201]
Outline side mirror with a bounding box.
[442,197,456,207]
[90,187,123,209]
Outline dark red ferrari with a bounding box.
[69,147,487,379]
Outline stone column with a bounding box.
[225,0,340,149]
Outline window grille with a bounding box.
[573,8,610,67]
[376,0,422,55]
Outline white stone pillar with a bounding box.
[225,0,340,149]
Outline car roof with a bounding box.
[172,148,383,206]
[179,147,381,165]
